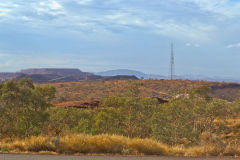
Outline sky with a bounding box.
[0,0,240,77]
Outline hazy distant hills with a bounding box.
[96,69,240,83]
[0,73,25,82]
[96,69,167,80]
[0,68,240,83]
[18,68,101,82]
[0,68,138,83]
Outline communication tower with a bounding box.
[170,43,174,80]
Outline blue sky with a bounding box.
[0,0,240,77]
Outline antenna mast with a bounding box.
[170,43,174,80]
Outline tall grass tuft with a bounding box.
[127,138,169,155]
[58,134,126,154]
[24,136,55,152]
[184,145,223,157]
[6,139,26,152]
[223,143,240,157]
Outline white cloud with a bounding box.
[0,2,19,8]
[227,42,240,48]
[39,2,46,6]
[34,0,65,17]
[104,10,215,41]
[0,53,10,57]
[49,1,62,10]
[106,12,146,28]
[38,1,62,10]
[20,16,32,21]
[154,20,215,41]
[0,1,20,18]
[0,8,11,12]
[0,0,235,43]
[185,43,200,47]
[194,44,200,47]
[75,0,93,5]
[0,6,11,16]
[182,0,240,18]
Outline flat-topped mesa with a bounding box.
[19,68,85,76]
[16,68,101,82]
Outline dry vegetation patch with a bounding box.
[1,134,240,157]
[0,134,171,155]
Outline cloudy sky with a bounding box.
[0,0,240,77]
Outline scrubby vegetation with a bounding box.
[0,78,55,137]
[42,79,240,102]
[0,78,240,157]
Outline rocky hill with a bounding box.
[20,68,84,76]
[18,68,102,82]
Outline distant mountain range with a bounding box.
[95,69,167,80]
[0,68,239,83]
[96,69,240,83]
[0,68,138,83]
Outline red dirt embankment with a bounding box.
[54,100,100,109]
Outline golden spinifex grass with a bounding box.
[0,134,171,155]
[0,134,240,157]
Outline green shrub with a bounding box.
[1,146,9,152]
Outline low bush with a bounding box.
[1,146,9,152]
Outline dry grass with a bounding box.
[0,134,171,155]
[1,134,240,157]
[58,134,126,154]
[223,143,240,156]
[24,136,56,152]
[0,136,55,152]
[127,138,169,155]
[184,144,240,157]
[184,145,220,157]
